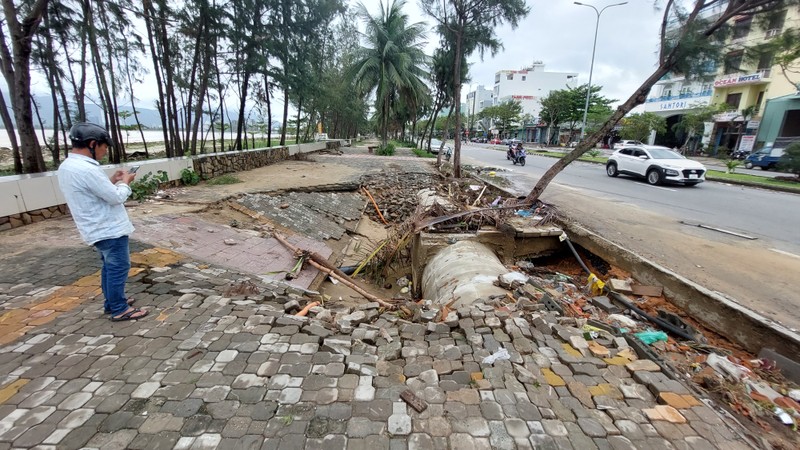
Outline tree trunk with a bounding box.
[142,0,170,156]
[84,0,119,163]
[295,97,303,144]
[281,81,289,146]
[0,0,49,173]
[523,63,672,204]
[156,0,182,156]
[264,74,272,147]
[234,71,251,150]
[0,89,21,173]
[451,24,464,178]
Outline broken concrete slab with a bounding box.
[237,191,366,240]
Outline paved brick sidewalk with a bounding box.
[0,236,754,449]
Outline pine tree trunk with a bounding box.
[142,0,170,156]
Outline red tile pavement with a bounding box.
[132,215,332,289]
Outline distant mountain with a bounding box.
[1,93,283,130]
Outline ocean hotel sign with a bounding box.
[714,73,762,87]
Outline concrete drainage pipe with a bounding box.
[421,240,509,308]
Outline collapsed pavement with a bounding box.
[0,145,797,449]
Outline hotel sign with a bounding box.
[714,73,762,87]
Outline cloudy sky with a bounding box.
[360,0,667,107]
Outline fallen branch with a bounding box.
[362,187,389,225]
[272,233,395,309]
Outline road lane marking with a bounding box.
[644,185,677,192]
[770,248,800,260]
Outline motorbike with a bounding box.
[731,149,750,160]
[511,148,526,166]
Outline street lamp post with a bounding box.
[575,1,627,141]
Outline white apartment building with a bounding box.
[493,62,578,120]
[466,85,493,116]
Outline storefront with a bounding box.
[709,72,769,154]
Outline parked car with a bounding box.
[606,145,706,186]
[489,138,502,145]
[428,138,451,155]
[613,140,644,149]
[744,145,784,170]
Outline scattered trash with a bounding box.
[635,330,668,345]
[789,389,800,402]
[774,407,795,426]
[607,314,638,328]
[706,353,751,382]
[490,196,502,207]
[482,348,511,365]
[396,277,410,288]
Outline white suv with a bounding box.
[613,140,644,149]
[606,145,706,186]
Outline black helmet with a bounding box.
[69,122,111,146]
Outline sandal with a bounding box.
[105,298,135,314]
[111,307,148,322]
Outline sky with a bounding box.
[24,0,667,120]
[359,0,667,108]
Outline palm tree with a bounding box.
[348,0,429,147]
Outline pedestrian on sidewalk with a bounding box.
[58,122,149,322]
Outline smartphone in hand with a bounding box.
[128,166,140,174]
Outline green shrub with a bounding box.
[724,159,740,174]
[180,168,201,186]
[129,170,169,201]
[587,149,602,158]
[411,148,436,158]
[206,174,242,185]
[716,146,730,158]
[376,143,395,156]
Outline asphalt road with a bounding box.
[459,142,800,331]
[462,143,800,255]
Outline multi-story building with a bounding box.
[465,85,493,135]
[493,62,578,119]
[644,3,799,153]
[709,5,799,152]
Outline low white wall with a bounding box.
[0,141,330,219]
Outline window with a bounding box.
[620,149,633,156]
[701,83,712,94]
[724,51,743,74]
[726,93,742,109]
[732,18,751,39]
[757,53,773,70]
[507,74,513,80]
[767,10,786,31]
[755,91,765,112]
[522,76,526,81]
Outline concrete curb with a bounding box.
[472,170,800,359]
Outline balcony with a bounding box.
[645,90,713,103]
[757,68,771,79]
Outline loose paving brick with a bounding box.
[0,176,751,450]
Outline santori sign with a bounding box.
[714,73,762,87]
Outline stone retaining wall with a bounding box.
[0,205,68,231]
[0,140,342,232]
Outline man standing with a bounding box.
[58,122,148,321]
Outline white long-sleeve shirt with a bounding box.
[58,153,134,245]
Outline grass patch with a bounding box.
[706,170,800,192]
[412,148,436,158]
[206,174,242,185]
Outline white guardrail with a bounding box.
[0,142,330,218]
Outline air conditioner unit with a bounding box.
[766,28,780,38]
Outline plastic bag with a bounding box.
[634,330,668,345]
[482,348,510,365]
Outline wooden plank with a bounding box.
[631,284,664,297]
[400,389,428,413]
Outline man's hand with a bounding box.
[110,169,125,184]
[121,171,137,185]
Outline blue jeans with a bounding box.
[94,236,131,316]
